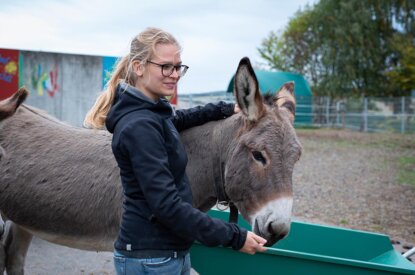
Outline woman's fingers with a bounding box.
[252,234,267,246]
[240,231,268,255]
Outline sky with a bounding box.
[0,0,315,94]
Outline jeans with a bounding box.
[113,251,191,275]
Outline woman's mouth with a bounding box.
[164,82,176,89]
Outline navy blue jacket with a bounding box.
[106,82,247,256]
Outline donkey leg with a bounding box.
[0,244,4,275]
[0,216,6,274]
[4,222,32,275]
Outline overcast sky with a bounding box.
[0,0,315,94]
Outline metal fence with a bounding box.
[178,92,415,134]
[311,96,414,134]
[178,91,234,109]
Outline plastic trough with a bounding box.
[190,209,415,275]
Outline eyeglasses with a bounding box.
[147,60,189,77]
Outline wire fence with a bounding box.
[178,92,415,134]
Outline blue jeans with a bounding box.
[113,251,191,275]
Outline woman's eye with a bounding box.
[252,151,266,165]
[162,64,174,70]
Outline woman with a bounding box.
[84,27,266,275]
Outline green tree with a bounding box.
[258,0,415,97]
[385,34,415,95]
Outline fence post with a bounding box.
[336,101,341,127]
[325,97,330,126]
[401,97,405,134]
[363,97,368,132]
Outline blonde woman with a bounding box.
[84,27,266,275]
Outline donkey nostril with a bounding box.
[268,222,289,240]
[267,222,274,234]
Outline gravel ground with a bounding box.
[292,129,415,259]
[18,129,415,273]
[25,238,114,275]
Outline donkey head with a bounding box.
[225,57,302,246]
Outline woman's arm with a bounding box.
[171,101,236,132]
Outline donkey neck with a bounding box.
[181,115,241,212]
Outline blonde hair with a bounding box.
[83,27,181,129]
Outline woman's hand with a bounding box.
[239,231,267,255]
[234,104,240,113]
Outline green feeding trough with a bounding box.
[227,70,313,125]
[190,209,415,275]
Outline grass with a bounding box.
[398,156,415,186]
[340,219,349,225]
[370,225,385,232]
[294,124,320,130]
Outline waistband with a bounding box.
[114,249,189,259]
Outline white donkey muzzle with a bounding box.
[251,196,293,246]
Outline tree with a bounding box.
[385,33,415,95]
[258,0,415,97]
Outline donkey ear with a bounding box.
[0,87,29,121]
[234,57,264,122]
[275,81,296,124]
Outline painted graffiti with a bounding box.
[0,49,19,100]
[102,56,117,89]
[0,56,17,83]
[31,64,59,97]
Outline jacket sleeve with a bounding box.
[119,116,247,250]
[172,101,235,132]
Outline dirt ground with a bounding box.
[292,129,415,244]
[17,129,415,273]
[25,237,114,275]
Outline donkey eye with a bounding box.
[282,102,295,114]
[252,151,267,165]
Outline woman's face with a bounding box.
[134,43,182,101]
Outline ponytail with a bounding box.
[83,55,129,129]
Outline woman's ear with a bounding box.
[132,61,144,77]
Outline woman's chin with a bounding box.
[161,89,175,97]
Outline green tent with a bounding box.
[227,70,313,124]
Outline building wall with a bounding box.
[0,48,118,126]
[21,51,105,126]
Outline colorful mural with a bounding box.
[0,49,19,100]
[31,64,59,97]
[102,56,117,89]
